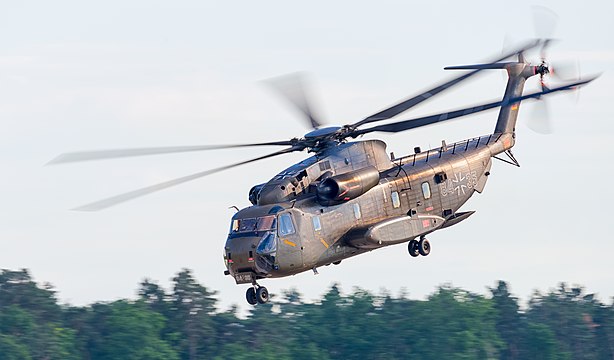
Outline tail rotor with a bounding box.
[525,6,582,134]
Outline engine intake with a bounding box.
[316,166,380,205]
[248,184,265,205]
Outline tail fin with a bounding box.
[494,63,531,134]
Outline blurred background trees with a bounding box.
[0,268,612,359]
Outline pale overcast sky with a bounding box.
[1,1,613,311]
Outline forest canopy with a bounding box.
[0,268,612,360]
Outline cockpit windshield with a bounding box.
[230,215,277,234]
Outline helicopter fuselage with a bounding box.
[223,133,513,284]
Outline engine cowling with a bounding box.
[316,166,380,206]
[248,184,265,205]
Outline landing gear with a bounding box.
[256,287,269,304]
[246,287,257,305]
[418,238,431,256]
[408,237,431,257]
[408,240,420,257]
[246,282,269,306]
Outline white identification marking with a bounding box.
[440,171,478,197]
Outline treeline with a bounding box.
[0,269,613,359]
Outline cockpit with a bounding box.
[226,211,297,275]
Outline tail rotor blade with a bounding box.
[551,61,580,81]
[533,6,559,60]
[527,100,553,134]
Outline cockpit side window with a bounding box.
[230,219,239,233]
[278,213,296,236]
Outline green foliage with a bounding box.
[1,269,614,359]
[87,300,178,360]
[0,334,31,360]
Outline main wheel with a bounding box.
[408,240,420,257]
[256,286,269,304]
[418,238,431,256]
[246,287,257,305]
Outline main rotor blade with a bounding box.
[266,73,324,129]
[72,145,304,211]
[350,77,596,136]
[48,140,296,165]
[352,39,545,128]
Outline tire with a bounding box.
[256,286,269,304]
[246,287,257,305]
[418,239,431,256]
[333,260,341,265]
[408,240,420,257]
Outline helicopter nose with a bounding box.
[224,236,260,275]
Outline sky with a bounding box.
[1,1,613,311]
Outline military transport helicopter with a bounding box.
[50,39,596,305]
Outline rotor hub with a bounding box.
[536,62,550,77]
[303,126,342,139]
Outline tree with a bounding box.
[527,283,597,360]
[168,269,217,359]
[0,269,61,323]
[0,334,31,360]
[490,281,523,360]
[84,300,178,360]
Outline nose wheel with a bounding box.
[246,283,269,305]
[408,237,431,257]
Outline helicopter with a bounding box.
[50,39,596,305]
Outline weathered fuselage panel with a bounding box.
[225,133,512,280]
[255,140,393,206]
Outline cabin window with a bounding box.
[353,203,362,219]
[278,213,296,236]
[312,216,322,232]
[422,182,432,200]
[391,191,401,208]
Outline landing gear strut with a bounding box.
[408,237,431,257]
[246,281,269,306]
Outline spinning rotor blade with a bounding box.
[350,77,596,136]
[73,145,304,211]
[352,39,546,128]
[532,6,558,60]
[550,61,580,81]
[48,140,296,165]
[527,100,552,134]
[266,73,323,129]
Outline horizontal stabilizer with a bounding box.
[444,63,515,70]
